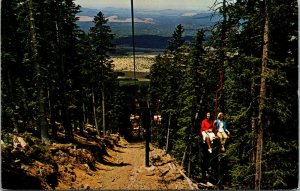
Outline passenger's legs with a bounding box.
[217,132,228,151]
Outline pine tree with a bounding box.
[1,0,24,132]
[150,25,187,150]
[255,0,269,189]
[88,11,115,135]
[28,0,49,143]
[166,24,186,63]
[213,0,298,189]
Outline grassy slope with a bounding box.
[112,55,155,79]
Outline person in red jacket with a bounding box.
[201,112,215,153]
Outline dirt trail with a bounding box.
[57,137,192,190]
[3,132,195,190]
[99,141,154,189]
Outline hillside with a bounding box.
[2,130,206,190]
[76,7,217,55]
[76,7,219,37]
[113,35,194,54]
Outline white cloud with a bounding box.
[78,15,154,24]
[181,12,198,17]
[78,16,94,21]
[108,16,154,24]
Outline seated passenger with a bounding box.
[214,112,230,151]
[201,112,215,153]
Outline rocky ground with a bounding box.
[2,130,202,190]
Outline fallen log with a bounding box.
[168,163,174,170]
[159,167,170,177]
[178,169,199,190]
[198,182,215,189]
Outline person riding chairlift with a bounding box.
[130,114,140,130]
[200,112,215,153]
[153,114,161,125]
[214,112,230,151]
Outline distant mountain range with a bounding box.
[76,7,219,54]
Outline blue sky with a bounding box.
[75,0,217,11]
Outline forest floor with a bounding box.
[2,129,202,190]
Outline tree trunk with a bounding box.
[181,145,188,167]
[216,0,227,116]
[28,0,49,143]
[102,83,106,135]
[165,113,171,152]
[187,145,192,177]
[83,101,87,124]
[251,77,257,163]
[48,86,57,139]
[251,108,257,164]
[92,88,99,135]
[78,92,84,134]
[7,70,19,133]
[55,9,72,140]
[255,0,269,189]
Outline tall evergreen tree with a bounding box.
[166,24,185,54]
[174,30,207,176]
[150,25,187,150]
[28,0,49,143]
[1,0,24,132]
[255,0,269,189]
[213,0,298,189]
[88,11,115,135]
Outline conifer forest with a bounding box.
[1,0,298,190]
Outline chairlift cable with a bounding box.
[215,65,223,119]
[130,0,136,82]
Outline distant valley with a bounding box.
[77,7,219,54]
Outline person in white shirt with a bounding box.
[214,112,230,151]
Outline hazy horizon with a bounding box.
[75,0,216,11]
[79,6,212,12]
